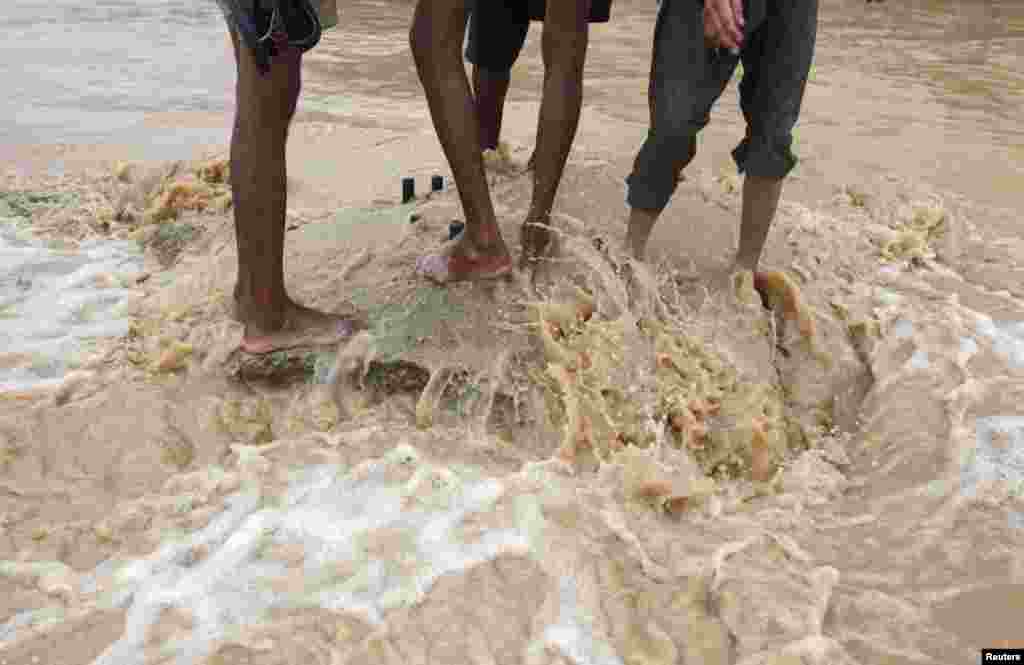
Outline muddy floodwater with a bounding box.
[1,1,1023,664]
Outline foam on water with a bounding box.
[959,336,979,357]
[908,349,931,370]
[964,417,1024,493]
[892,318,916,339]
[540,577,625,665]
[0,221,143,391]
[0,442,629,664]
[964,417,1024,530]
[950,315,1024,529]
[975,315,1024,370]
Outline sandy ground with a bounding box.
[2,1,1024,664]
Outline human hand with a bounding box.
[703,0,744,51]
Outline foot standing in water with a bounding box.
[410,0,596,281]
[464,0,613,163]
[623,0,818,275]
[216,0,362,356]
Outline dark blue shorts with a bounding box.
[465,0,612,74]
[626,0,819,211]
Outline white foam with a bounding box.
[975,316,1024,370]
[540,577,625,665]
[0,443,639,663]
[909,349,931,370]
[0,222,143,391]
[962,416,1024,530]
[959,337,979,357]
[892,318,915,339]
[0,448,539,664]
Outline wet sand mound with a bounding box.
[2,157,1024,664]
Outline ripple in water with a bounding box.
[0,221,143,392]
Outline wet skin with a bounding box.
[410,0,593,281]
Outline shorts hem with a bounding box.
[731,139,798,179]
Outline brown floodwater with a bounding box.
[292,0,1024,212]
[3,3,1024,663]
[4,0,1022,212]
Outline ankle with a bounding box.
[733,254,760,274]
[625,211,658,261]
[464,219,501,247]
[626,241,646,262]
[234,283,288,329]
[239,306,285,336]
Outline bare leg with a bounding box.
[623,207,659,261]
[622,136,690,261]
[410,0,513,283]
[734,174,783,272]
[228,29,360,353]
[626,175,783,269]
[471,64,512,151]
[520,0,591,268]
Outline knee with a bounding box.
[541,14,589,69]
[274,54,303,122]
[732,133,797,179]
[283,91,300,124]
[542,30,588,71]
[648,123,699,162]
[236,55,302,128]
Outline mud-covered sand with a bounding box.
[2,1,1024,664]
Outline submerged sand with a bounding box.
[2,1,1024,664]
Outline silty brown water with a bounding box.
[1,1,1023,663]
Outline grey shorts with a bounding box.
[626,0,818,211]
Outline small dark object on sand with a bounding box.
[431,175,445,192]
[402,177,416,203]
[448,221,465,241]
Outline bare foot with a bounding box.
[751,270,807,317]
[239,300,365,354]
[710,268,740,296]
[673,266,745,310]
[416,234,513,284]
[520,214,553,269]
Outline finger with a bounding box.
[703,5,722,48]
[705,3,734,49]
[707,19,730,49]
[703,13,716,46]
[729,0,745,45]
[731,0,745,29]
[714,0,742,48]
[724,0,744,46]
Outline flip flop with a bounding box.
[415,251,513,285]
